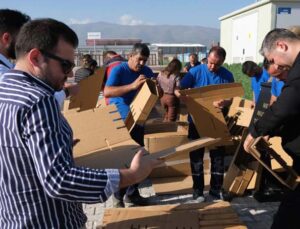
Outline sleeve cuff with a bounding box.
[104,169,120,197]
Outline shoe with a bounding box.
[112,194,125,208]
[209,189,233,201]
[192,189,205,203]
[124,192,150,207]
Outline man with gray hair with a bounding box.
[244,28,300,229]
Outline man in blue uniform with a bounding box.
[104,43,154,207]
[177,46,234,202]
[242,60,270,107]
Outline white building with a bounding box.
[219,0,300,64]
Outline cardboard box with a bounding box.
[68,67,105,111]
[180,83,244,146]
[144,120,188,135]
[125,79,159,131]
[144,132,189,153]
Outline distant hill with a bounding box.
[69,21,220,47]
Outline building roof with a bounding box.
[86,38,142,46]
[219,0,271,21]
[151,43,205,47]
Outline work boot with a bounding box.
[124,191,150,207]
[112,194,125,208]
[192,189,205,203]
[209,189,233,202]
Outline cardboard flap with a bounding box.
[64,105,131,158]
[147,137,220,161]
[180,82,244,100]
[179,83,244,145]
[125,79,159,131]
[68,67,105,111]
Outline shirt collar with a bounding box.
[9,69,55,94]
[0,54,14,69]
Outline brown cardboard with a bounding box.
[65,105,219,169]
[102,202,247,229]
[64,105,141,168]
[249,137,300,190]
[228,97,253,117]
[146,137,221,161]
[269,137,293,170]
[125,79,159,131]
[68,67,105,111]
[180,83,244,146]
[144,132,189,153]
[144,121,188,135]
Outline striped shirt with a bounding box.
[0,70,120,228]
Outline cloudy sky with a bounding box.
[2,0,255,28]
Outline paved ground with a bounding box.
[83,179,280,229]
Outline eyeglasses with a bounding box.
[40,50,75,74]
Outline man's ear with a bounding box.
[0,32,12,47]
[276,40,288,52]
[28,48,44,68]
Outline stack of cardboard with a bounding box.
[101,201,247,229]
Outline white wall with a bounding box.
[220,1,274,64]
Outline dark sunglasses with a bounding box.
[40,50,75,74]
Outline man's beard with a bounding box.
[7,41,16,59]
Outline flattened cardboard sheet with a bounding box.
[64,105,140,168]
[68,67,105,111]
[180,83,244,146]
[146,137,220,161]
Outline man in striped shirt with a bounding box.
[0,18,161,228]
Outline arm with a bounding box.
[104,74,147,98]
[250,81,300,138]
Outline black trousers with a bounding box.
[188,122,224,193]
[271,188,300,229]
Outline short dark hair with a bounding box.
[208,46,226,60]
[260,28,299,56]
[189,53,198,58]
[131,43,150,57]
[0,9,30,35]
[242,61,258,76]
[15,18,78,58]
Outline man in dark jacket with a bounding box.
[243,28,300,229]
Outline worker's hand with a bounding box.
[213,99,232,109]
[129,148,163,183]
[131,75,147,90]
[243,133,255,153]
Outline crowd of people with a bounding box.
[1,8,300,229]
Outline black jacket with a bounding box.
[250,52,300,162]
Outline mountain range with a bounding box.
[69,21,220,47]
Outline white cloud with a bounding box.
[119,14,152,26]
[68,18,93,25]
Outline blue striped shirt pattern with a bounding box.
[0,70,120,228]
